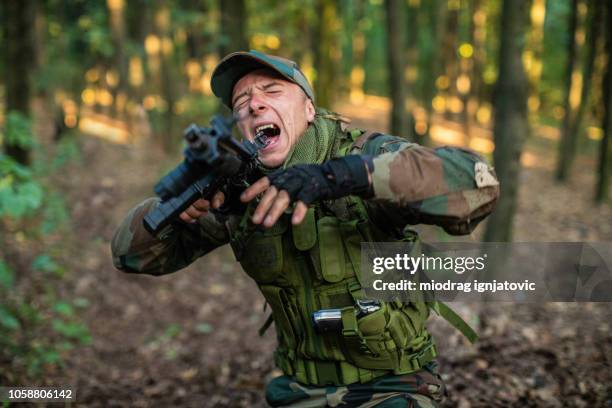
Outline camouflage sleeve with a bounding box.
[111,197,230,275]
[359,134,500,235]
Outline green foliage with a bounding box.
[176,95,218,125]
[0,116,39,215]
[35,1,114,96]
[162,323,182,340]
[4,111,35,150]
[51,136,81,170]
[41,192,70,235]
[0,259,16,289]
[0,305,20,330]
[23,344,63,374]
[32,254,63,276]
[195,322,214,334]
[0,181,44,218]
[84,25,114,58]
[0,116,74,232]
[0,117,86,380]
[0,255,92,376]
[0,154,44,219]
[53,302,75,317]
[51,319,92,344]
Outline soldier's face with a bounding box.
[232,69,315,168]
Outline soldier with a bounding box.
[111,50,500,407]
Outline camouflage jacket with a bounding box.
[111,132,500,276]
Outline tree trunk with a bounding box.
[126,0,151,103]
[421,0,444,144]
[441,2,459,121]
[349,0,366,104]
[526,0,547,120]
[405,0,419,98]
[483,0,530,243]
[108,0,129,118]
[595,0,612,203]
[292,2,314,64]
[219,0,248,56]
[570,0,603,150]
[155,4,177,152]
[556,0,580,181]
[385,0,411,138]
[1,0,36,165]
[465,0,486,132]
[183,0,208,60]
[33,0,45,79]
[313,0,340,109]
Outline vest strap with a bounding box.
[398,341,438,372]
[429,301,479,344]
[349,130,382,152]
[258,312,274,336]
[290,357,389,386]
[284,342,437,386]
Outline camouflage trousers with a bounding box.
[265,361,445,408]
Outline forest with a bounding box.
[1,0,611,406]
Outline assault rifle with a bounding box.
[143,115,268,236]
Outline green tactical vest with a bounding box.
[228,113,475,387]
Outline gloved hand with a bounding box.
[240,155,374,227]
[267,155,374,204]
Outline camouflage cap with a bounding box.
[211,50,315,109]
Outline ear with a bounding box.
[305,99,316,123]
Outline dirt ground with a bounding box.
[8,100,612,407]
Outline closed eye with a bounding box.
[233,97,249,111]
[262,82,283,94]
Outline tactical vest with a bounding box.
[228,123,474,387]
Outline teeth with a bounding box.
[255,124,276,133]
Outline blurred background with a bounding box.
[0,0,611,406]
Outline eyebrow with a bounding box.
[262,81,282,90]
[232,81,283,107]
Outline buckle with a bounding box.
[342,327,359,337]
[407,342,437,371]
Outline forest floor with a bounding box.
[8,98,612,407]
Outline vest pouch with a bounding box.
[356,304,397,357]
[239,222,287,284]
[341,334,397,371]
[340,302,433,372]
[259,285,298,351]
[340,305,397,371]
[317,216,346,283]
[356,304,388,336]
[398,302,430,349]
[386,308,417,350]
[356,303,400,357]
[292,208,317,251]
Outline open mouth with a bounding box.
[254,123,281,151]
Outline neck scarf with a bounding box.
[258,108,349,174]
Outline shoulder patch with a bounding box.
[474,162,499,188]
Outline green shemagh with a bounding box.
[277,108,347,169]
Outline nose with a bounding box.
[248,93,267,115]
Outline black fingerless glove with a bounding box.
[267,155,374,205]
